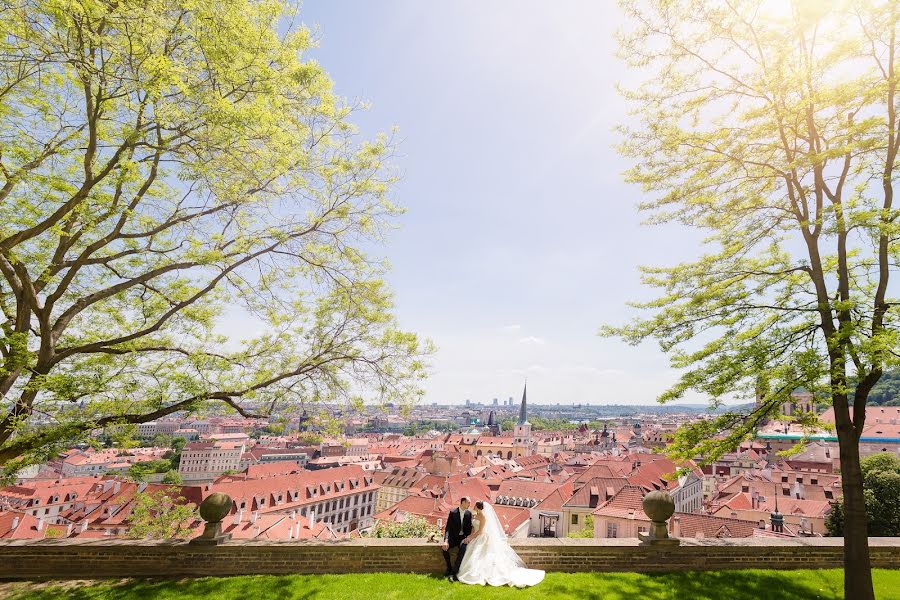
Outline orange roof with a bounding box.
[592,485,648,520]
[373,495,449,526]
[566,477,627,508]
[671,512,758,539]
[496,479,559,502]
[533,480,577,512]
[0,511,45,539]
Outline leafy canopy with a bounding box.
[0,0,431,475]
[604,0,899,464]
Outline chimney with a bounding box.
[308,509,316,530]
[65,524,73,537]
[11,516,19,529]
[36,517,44,531]
[250,510,258,524]
[113,481,121,494]
[80,521,88,533]
[233,509,244,525]
[751,488,759,509]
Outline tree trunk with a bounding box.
[834,403,874,600]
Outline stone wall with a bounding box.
[0,537,898,579]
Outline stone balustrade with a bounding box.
[0,537,898,579]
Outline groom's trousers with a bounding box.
[442,541,467,575]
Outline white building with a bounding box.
[178,441,245,482]
[138,422,158,438]
[671,470,704,513]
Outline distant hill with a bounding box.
[527,403,751,418]
[849,369,900,406]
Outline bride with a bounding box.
[456,500,545,587]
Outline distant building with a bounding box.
[513,383,532,453]
[372,467,427,512]
[217,465,379,534]
[485,411,501,436]
[138,422,158,438]
[178,441,245,481]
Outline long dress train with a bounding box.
[456,503,544,588]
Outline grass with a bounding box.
[1,570,899,600]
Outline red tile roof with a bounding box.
[566,477,627,508]
[591,485,648,520]
[670,512,758,539]
[0,511,45,539]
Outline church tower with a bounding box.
[513,383,532,455]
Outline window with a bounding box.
[571,514,578,525]
[607,523,618,538]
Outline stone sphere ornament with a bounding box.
[642,490,676,524]
[199,492,232,524]
[190,492,233,545]
[639,490,679,545]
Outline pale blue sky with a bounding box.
[293,0,706,406]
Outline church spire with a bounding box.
[518,381,529,425]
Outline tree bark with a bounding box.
[833,392,874,600]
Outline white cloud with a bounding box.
[498,324,522,333]
[518,336,546,345]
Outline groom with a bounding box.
[441,496,472,582]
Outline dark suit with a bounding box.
[442,507,472,575]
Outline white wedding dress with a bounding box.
[456,503,545,587]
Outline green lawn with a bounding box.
[2,570,899,600]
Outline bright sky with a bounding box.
[290,0,709,406]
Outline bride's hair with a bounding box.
[475,501,484,510]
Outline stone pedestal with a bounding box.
[638,531,680,546]
[189,492,233,546]
[639,490,680,547]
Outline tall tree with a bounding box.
[0,0,430,476]
[605,2,898,598]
